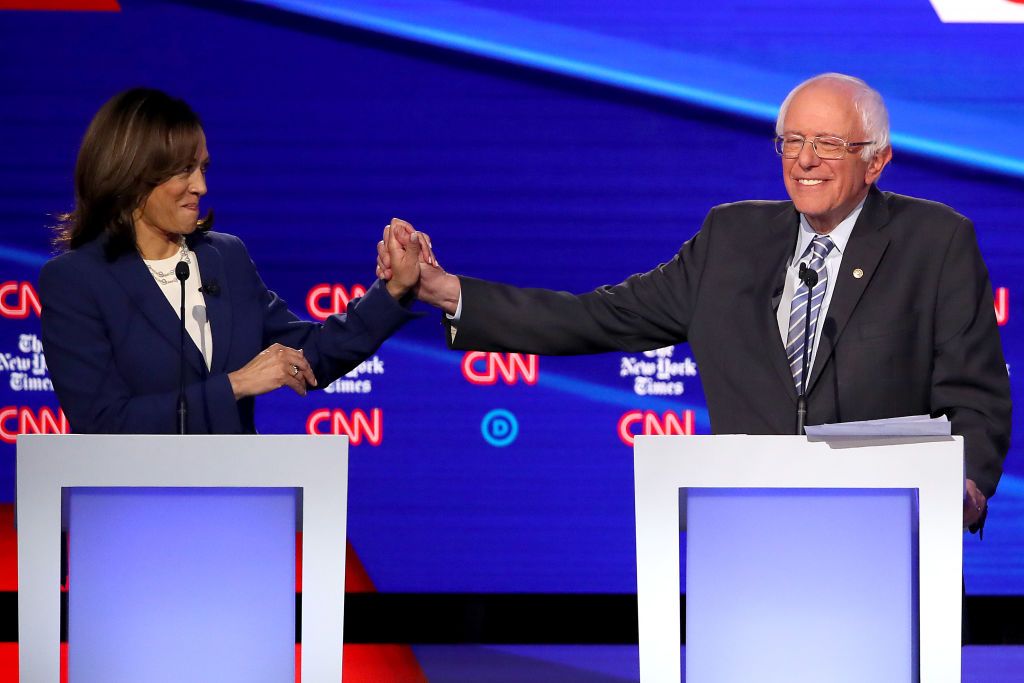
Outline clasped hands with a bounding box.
[376,217,461,315]
[226,218,458,401]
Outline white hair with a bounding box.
[775,73,890,161]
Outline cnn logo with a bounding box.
[995,287,1009,326]
[618,410,695,446]
[306,284,367,321]
[0,281,41,319]
[0,406,68,444]
[306,408,382,446]
[462,352,538,385]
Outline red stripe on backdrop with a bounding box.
[0,643,68,683]
[295,535,377,592]
[0,505,14,591]
[1,644,428,683]
[0,1,119,10]
[0,643,17,683]
[317,645,429,683]
[344,539,377,592]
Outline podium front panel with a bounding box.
[67,487,296,683]
[17,435,348,683]
[634,435,963,683]
[687,487,917,683]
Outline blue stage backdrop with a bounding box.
[1,0,1022,595]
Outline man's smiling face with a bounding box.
[781,81,891,233]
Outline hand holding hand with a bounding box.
[379,218,430,300]
[228,343,317,399]
[377,220,461,314]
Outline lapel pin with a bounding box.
[852,268,864,279]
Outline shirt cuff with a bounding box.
[447,292,463,323]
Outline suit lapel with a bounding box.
[759,203,802,402]
[105,241,207,375]
[806,187,891,393]
[191,235,233,373]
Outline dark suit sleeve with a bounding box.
[449,210,715,354]
[930,218,1011,498]
[39,256,242,434]
[233,238,416,386]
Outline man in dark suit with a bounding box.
[379,73,1010,528]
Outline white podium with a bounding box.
[17,434,349,683]
[634,435,963,683]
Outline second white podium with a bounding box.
[634,434,963,683]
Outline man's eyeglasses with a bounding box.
[774,134,874,160]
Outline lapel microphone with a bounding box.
[795,262,818,435]
[175,261,190,435]
[798,262,819,288]
[198,280,220,296]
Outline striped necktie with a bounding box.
[785,235,835,392]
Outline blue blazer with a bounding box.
[39,230,414,434]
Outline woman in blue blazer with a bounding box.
[39,88,424,434]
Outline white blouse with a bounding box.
[143,249,213,369]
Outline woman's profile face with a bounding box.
[134,132,209,246]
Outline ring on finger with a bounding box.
[291,364,300,377]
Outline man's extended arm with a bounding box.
[378,214,715,355]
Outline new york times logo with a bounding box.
[1,334,52,392]
[619,346,697,396]
[323,355,384,394]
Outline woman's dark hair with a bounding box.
[53,88,212,256]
